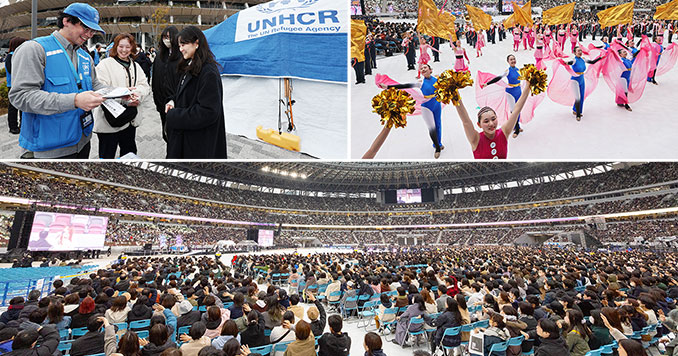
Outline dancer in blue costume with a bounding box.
[565,46,604,121]
[379,63,444,158]
[482,54,524,138]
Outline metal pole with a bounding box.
[31,0,37,39]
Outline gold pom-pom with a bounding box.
[518,64,548,96]
[371,88,415,129]
[433,70,474,106]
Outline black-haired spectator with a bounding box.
[0,298,24,325]
[318,315,351,356]
[179,322,211,356]
[3,325,59,356]
[71,315,105,356]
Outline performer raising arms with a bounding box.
[481,54,525,138]
[548,45,605,121]
[450,38,470,72]
[377,63,446,158]
[513,27,522,51]
[416,32,440,79]
[456,79,532,159]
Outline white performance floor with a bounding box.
[350,28,678,160]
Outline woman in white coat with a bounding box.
[93,33,150,158]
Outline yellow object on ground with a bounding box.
[256,126,301,152]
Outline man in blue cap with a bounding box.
[9,3,109,158]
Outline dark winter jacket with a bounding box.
[309,299,327,338]
[140,339,177,356]
[240,310,266,348]
[176,310,201,329]
[127,303,153,325]
[534,337,569,356]
[318,332,351,356]
[71,312,95,329]
[432,310,462,347]
[0,307,22,324]
[3,326,59,356]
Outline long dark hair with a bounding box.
[177,25,219,76]
[158,26,180,62]
[117,331,142,356]
[8,37,27,53]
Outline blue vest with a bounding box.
[6,51,12,88]
[19,35,94,152]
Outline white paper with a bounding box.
[102,99,126,118]
[97,87,132,99]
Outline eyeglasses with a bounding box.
[79,22,95,35]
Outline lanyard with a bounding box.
[50,34,82,90]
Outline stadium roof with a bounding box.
[160,162,605,193]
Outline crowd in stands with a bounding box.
[0,163,677,247]
[13,162,677,213]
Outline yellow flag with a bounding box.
[542,2,575,25]
[503,1,532,28]
[441,11,458,41]
[466,5,492,31]
[514,1,533,27]
[654,0,678,20]
[597,2,634,28]
[418,0,456,39]
[350,19,366,62]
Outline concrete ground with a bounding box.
[0,91,314,159]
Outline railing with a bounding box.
[0,265,98,307]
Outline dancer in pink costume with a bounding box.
[547,45,606,121]
[527,26,535,49]
[557,25,567,51]
[626,24,634,44]
[451,39,470,72]
[513,27,521,51]
[601,39,651,112]
[522,26,530,50]
[570,23,579,53]
[647,34,678,84]
[476,30,486,57]
[535,33,546,70]
[475,54,546,138]
[416,32,440,79]
[543,26,553,57]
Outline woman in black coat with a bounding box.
[523,318,569,356]
[240,310,266,348]
[165,25,227,159]
[430,297,463,354]
[152,26,181,143]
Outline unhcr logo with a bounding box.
[257,0,319,13]
[247,10,339,33]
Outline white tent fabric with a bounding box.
[222,76,347,158]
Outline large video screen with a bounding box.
[28,212,108,251]
[258,230,274,247]
[397,189,422,204]
[502,0,525,13]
